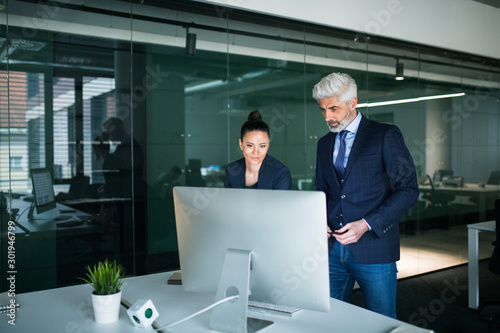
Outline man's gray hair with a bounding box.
[312,73,357,103]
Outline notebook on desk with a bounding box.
[167,272,182,285]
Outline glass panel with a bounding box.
[224,29,309,190]
[0,0,137,292]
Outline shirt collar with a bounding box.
[345,111,362,134]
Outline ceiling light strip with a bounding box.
[357,92,465,108]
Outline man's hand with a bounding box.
[327,225,334,239]
[332,220,369,245]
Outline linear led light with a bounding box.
[395,61,404,81]
[357,92,465,108]
[185,79,226,93]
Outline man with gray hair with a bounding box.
[312,72,418,318]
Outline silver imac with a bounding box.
[173,186,330,333]
[28,168,57,220]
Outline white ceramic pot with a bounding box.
[91,290,122,324]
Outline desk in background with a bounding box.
[59,197,131,215]
[419,182,500,198]
[419,183,499,220]
[8,198,93,234]
[1,197,105,292]
[467,220,496,309]
[0,271,431,332]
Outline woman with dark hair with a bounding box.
[224,110,292,189]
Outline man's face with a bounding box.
[318,96,358,133]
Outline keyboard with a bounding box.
[248,300,300,316]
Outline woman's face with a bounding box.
[239,130,270,166]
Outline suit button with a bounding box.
[341,195,346,199]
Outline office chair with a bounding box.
[487,171,500,186]
[55,175,90,201]
[422,175,455,209]
[469,171,499,208]
[479,199,500,333]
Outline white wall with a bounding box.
[198,0,500,60]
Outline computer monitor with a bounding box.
[433,169,453,183]
[173,186,330,333]
[28,168,57,220]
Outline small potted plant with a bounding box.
[80,259,125,324]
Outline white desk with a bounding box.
[0,271,430,332]
[467,220,496,309]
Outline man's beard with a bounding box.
[327,108,353,133]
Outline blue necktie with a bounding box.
[334,130,348,178]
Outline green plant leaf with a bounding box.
[78,259,124,295]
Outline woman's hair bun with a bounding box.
[240,110,269,139]
[248,110,263,121]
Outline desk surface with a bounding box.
[419,183,500,194]
[0,271,430,333]
[5,197,93,235]
[467,220,496,231]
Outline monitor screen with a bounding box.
[173,186,330,332]
[30,168,57,216]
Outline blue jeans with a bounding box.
[329,240,398,318]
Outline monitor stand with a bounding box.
[27,202,58,221]
[210,249,273,333]
[27,202,35,220]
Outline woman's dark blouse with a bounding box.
[224,155,292,190]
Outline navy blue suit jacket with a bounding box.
[316,116,418,264]
[224,155,292,190]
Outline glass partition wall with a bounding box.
[1,0,499,293]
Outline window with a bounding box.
[9,156,23,170]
